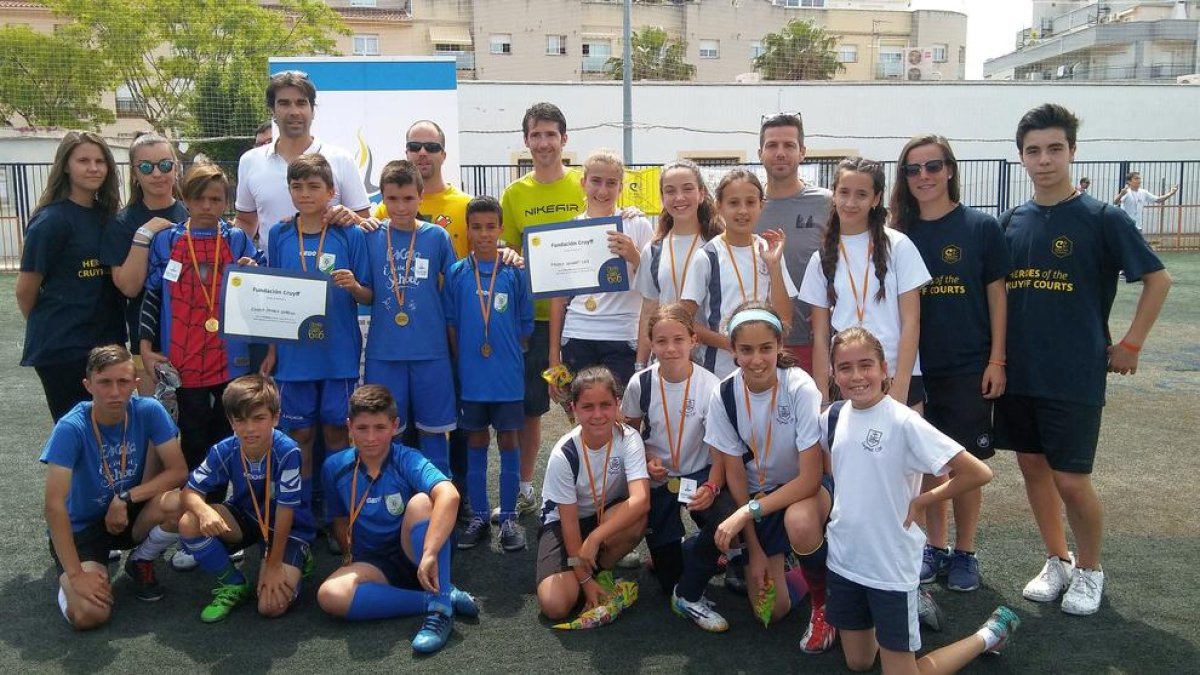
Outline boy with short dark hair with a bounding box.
[177,374,316,623]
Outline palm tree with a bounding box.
[754,19,844,81]
[604,26,696,81]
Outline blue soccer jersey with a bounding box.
[187,429,316,543]
[40,398,179,532]
[267,221,371,380]
[322,443,449,560]
[444,255,534,402]
[365,222,456,361]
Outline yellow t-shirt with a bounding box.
[500,168,587,321]
[372,184,473,259]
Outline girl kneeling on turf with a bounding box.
[535,366,650,621]
[621,304,722,594]
[823,327,1018,673]
[670,301,823,632]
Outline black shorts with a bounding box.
[226,506,312,569]
[355,549,421,589]
[646,467,712,549]
[561,338,637,394]
[523,321,551,417]
[994,394,1103,474]
[535,514,600,585]
[48,502,147,575]
[826,569,921,653]
[924,373,996,460]
[35,356,91,423]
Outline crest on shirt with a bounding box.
[386,493,405,516]
[494,292,509,313]
[318,253,337,274]
[434,214,451,228]
[775,405,793,425]
[941,245,961,264]
[862,429,884,453]
[608,457,623,474]
[1051,236,1073,259]
[683,397,696,417]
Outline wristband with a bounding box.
[579,574,593,586]
[567,556,581,567]
[118,490,133,505]
[634,362,646,371]
[1118,340,1141,353]
[132,240,150,249]
[988,359,1006,367]
[135,226,156,239]
[701,481,721,497]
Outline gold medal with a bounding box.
[584,296,598,312]
[481,343,492,358]
[395,311,409,327]
[667,477,681,494]
[755,492,767,501]
[204,318,220,333]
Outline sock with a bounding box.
[650,543,684,594]
[346,582,427,620]
[410,519,452,614]
[182,535,245,585]
[130,525,179,562]
[420,433,451,479]
[954,548,976,556]
[467,445,490,520]
[499,446,520,523]
[519,481,534,498]
[976,624,1002,651]
[57,587,70,623]
[793,539,829,608]
[785,567,809,605]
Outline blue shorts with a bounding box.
[459,400,524,432]
[279,378,356,430]
[826,569,921,653]
[646,467,712,549]
[355,549,420,589]
[364,358,457,433]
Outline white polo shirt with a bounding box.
[234,137,371,254]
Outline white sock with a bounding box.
[975,625,1001,651]
[130,526,179,562]
[57,587,71,624]
[519,482,534,497]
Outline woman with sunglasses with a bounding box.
[888,134,1011,595]
[100,133,189,393]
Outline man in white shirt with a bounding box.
[1114,171,1178,232]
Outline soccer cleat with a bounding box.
[672,587,729,632]
[170,548,199,572]
[411,611,454,653]
[1022,554,1074,602]
[917,588,945,632]
[1061,568,1104,616]
[302,548,316,580]
[920,545,950,584]
[981,605,1021,655]
[108,549,122,563]
[490,491,539,524]
[124,557,165,602]
[499,519,527,552]
[451,588,480,618]
[200,580,251,623]
[457,517,490,550]
[800,604,837,654]
[947,550,981,592]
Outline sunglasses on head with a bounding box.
[901,159,946,177]
[136,159,177,175]
[406,141,444,154]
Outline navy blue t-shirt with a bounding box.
[1002,194,1164,406]
[20,200,126,367]
[907,204,1012,377]
[99,200,189,355]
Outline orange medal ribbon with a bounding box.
[343,455,374,565]
[668,232,701,302]
[741,375,779,493]
[386,224,420,322]
[839,239,873,325]
[296,219,330,274]
[658,364,693,475]
[472,253,501,354]
[184,219,224,332]
[581,432,615,524]
[722,233,759,303]
[239,447,272,545]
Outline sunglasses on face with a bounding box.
[406,141,444,154]
[901,159,946,177]
[136,159,177,175]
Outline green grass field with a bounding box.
[0,255,1197,674]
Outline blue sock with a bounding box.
[346,582,427,620]
[182,535,245,585]
[499,446,520,524]
[467,446,490,521]
[420,433,451,479]
[410,519,452,614]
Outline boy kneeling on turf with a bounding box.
[317,385,479,654]
[42,345,188,629]
[178,374,316,623]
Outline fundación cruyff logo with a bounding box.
[942,245,961,264]
[1051,236,1073,259]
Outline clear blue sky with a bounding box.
[909,0,1034,78]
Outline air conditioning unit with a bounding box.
[1177,73,1200,85]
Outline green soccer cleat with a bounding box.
[200,580,252,623]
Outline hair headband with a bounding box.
[727,309,783,336]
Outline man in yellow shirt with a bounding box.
[373,120,473,258]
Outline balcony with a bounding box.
[434,50,475,71]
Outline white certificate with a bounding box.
[220,265,328,343]
[523,216,631,299]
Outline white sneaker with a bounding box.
[1061,567,1104,616]
[671,587,729,632]
[1022,554,1074,602]
[170,548,198,572]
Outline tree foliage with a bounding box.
[754,19,844,81]
[604,26,696,81]
[0,24,117,130]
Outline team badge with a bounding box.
[941,245,961,264]
[683,398,696,417]
[385,493,405,516]
[494,292,509,312]
[775,405,793,424]
[862,429,884,453]
[977,433,992,449]
[318,253,336,274]
[1051,236,1073,259]
[608,457,623,474]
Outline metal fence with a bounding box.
[3,159,1199,268]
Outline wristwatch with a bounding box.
[566,556,581,567]
[747,498,763,523]
[118,490,133,505]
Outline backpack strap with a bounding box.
[718,376,753,465]
[637,369,653,440]
[561,437,581,483]
[649,241,663,294]
[826,400,847,449]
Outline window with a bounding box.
[750,41,765,59]
[837,44,858,63]
[699,39,720,59]
[349,0,377,6]
[931,44,948,63]
[682,152,745,166]
[546,34,567,56]
[434,43,462,53]
[115,84,144,118]
[959,45,966,64]
[490,34,512,55]
[582,40,612,73]
[353,34,379,56]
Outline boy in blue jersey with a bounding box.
[262,154,372,490]
[177,374,316,623]
[444,196,534,552]
[364,160,458,478]
[41,345,188,629]
[317,385,479,654]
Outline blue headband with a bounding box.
[727,309,783,336]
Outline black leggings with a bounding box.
[35,357,91,422]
